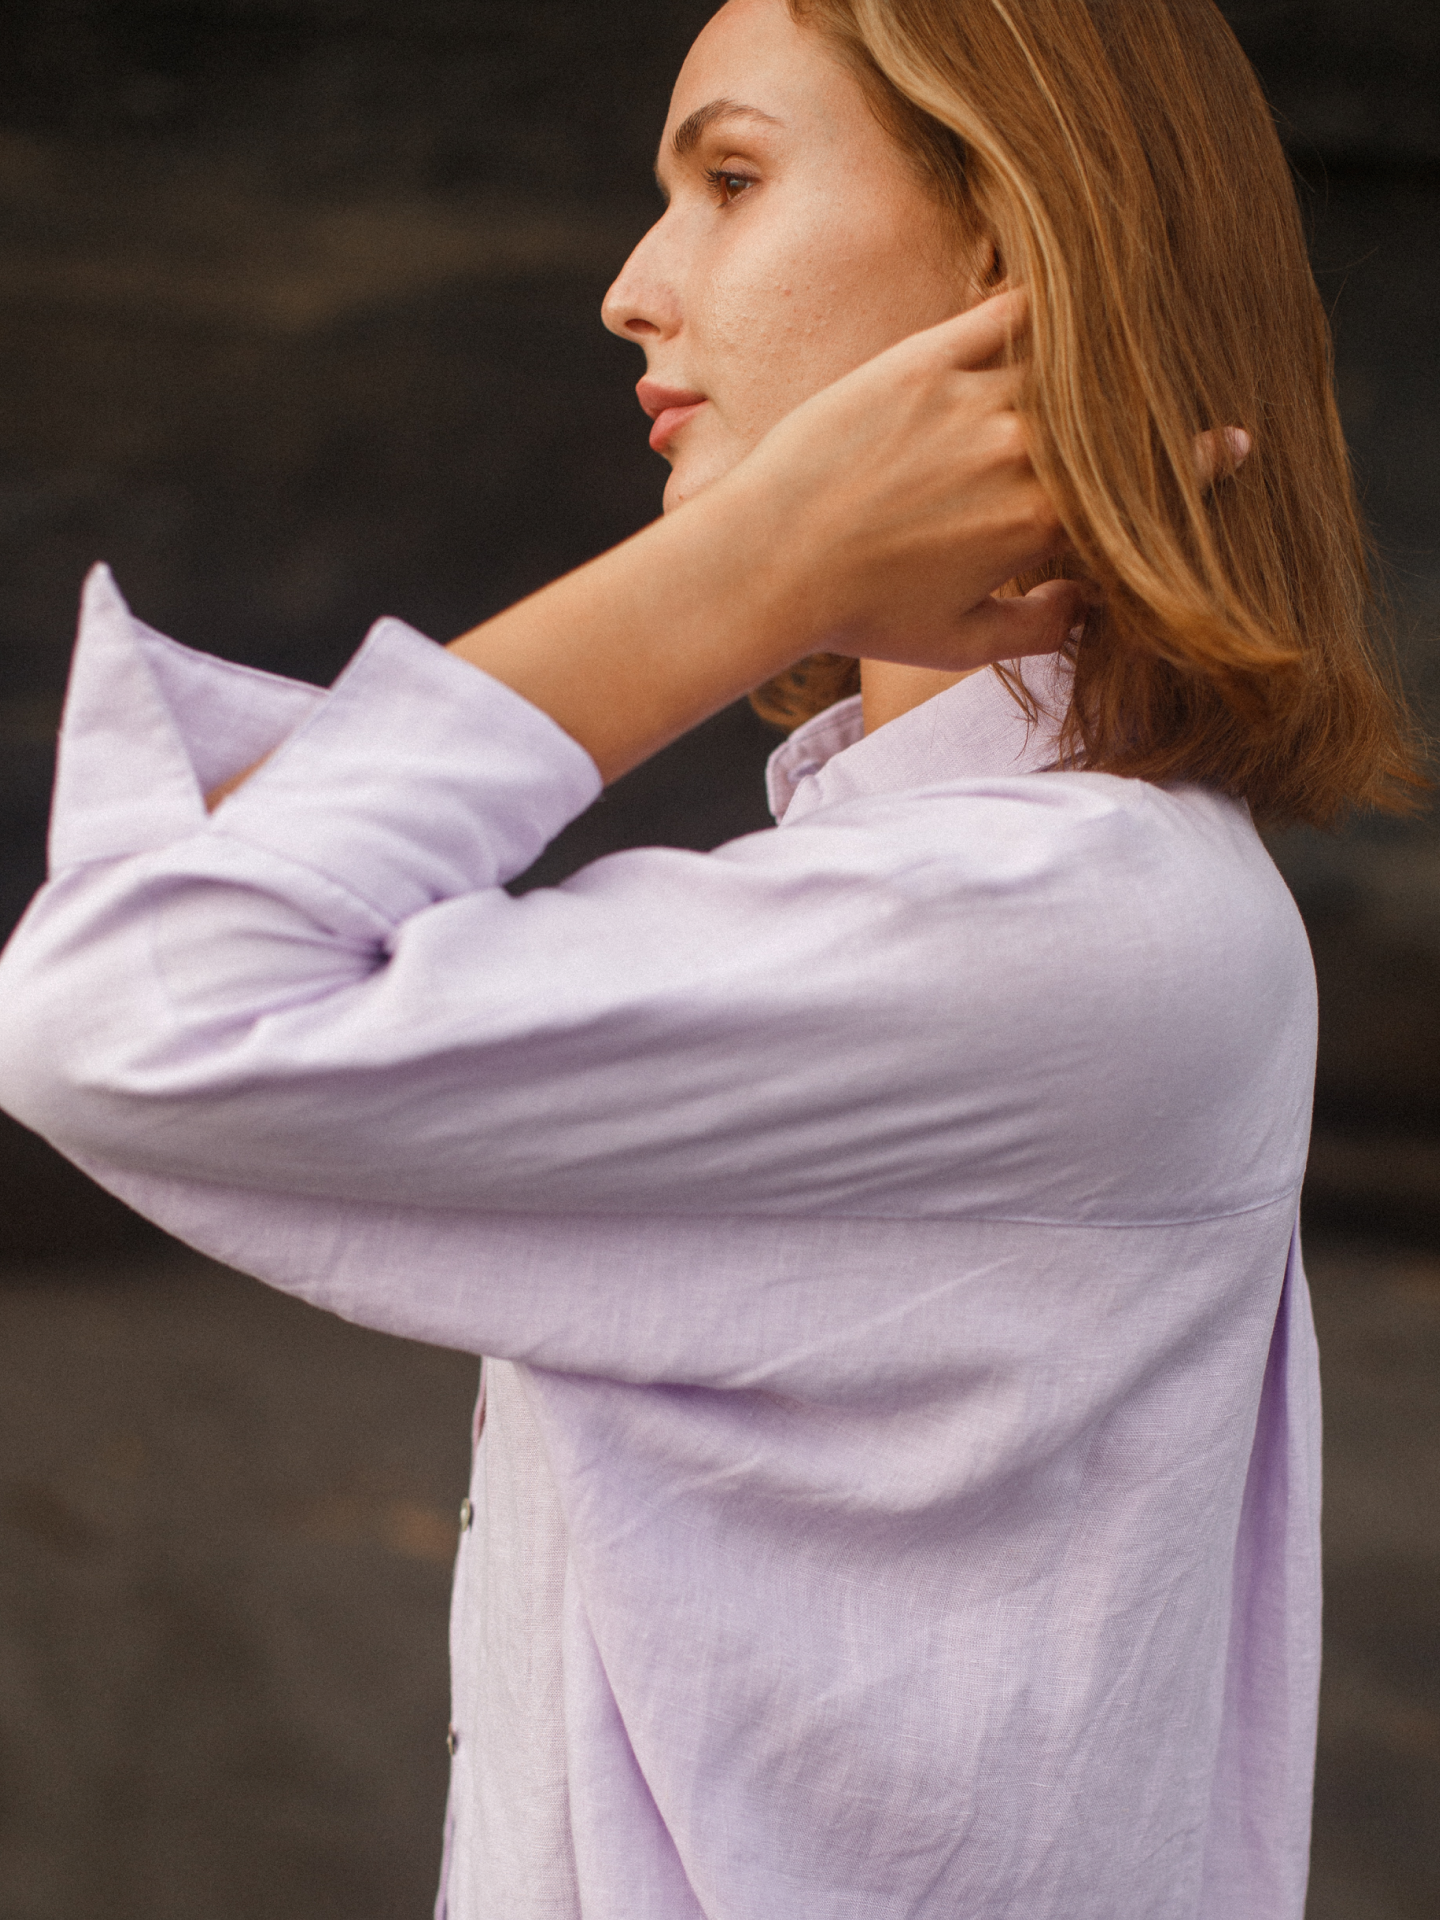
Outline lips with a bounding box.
[636,379,707,454]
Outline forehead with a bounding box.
[661,0,856,145]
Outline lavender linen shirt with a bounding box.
[0,567,1322,1920]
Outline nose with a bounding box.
[601,216,681,344]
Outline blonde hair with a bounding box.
[752,0,1421,825]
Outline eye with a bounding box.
[704,166,756,205]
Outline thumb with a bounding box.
[954,577,1087,668]
[899,287,1030,375]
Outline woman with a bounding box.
[0,1,1418,1916]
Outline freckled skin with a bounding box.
[602,0,982,514]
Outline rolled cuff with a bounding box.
[48,566,603,920]
[211,617,602,921]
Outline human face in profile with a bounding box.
[601,0,983,513]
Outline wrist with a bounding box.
[448,463,817,783]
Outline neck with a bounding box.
[860,661,980,734]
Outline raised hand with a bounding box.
[734,291,1073,670]
[736,291,1249,678]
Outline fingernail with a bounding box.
[1067,621,1086,646]
[1225,427,1252,461]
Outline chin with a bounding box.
[661,454,729,515]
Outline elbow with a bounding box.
[0,847,390,1185]
[0,991,86,1164]
[0,958,214,1180]
[0,936,122,1165]
[0,868,380,1179]
[0,880,179,1170]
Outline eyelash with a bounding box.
[704,166,756,205]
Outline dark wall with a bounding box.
[1,1,1438,1250]
[0,1,1432,709]
[1228,0,1440,162]
[0,1,710,705]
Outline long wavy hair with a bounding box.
[751,0,1421,825]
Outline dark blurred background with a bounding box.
[0,3,1435,1916]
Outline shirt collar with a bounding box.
[766,654,1074,825]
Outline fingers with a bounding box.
[1192,426,1252,486]
[904,288,1030,374]
[955,365,1027,409]
[954,577,1088,670]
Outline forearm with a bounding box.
[448,465,807,783]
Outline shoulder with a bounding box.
[599,767,1305,1004]
[755,770,1315,1221]
[762,768,1295,943]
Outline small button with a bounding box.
[446,1724,460,1757]
[458,1497,473,1532]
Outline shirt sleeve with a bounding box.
[0,569,1313,1365]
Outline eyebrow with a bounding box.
[666,98,784,165]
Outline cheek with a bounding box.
[697,205,961,443]
[699,289,818,446]
[694,220,865,439]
